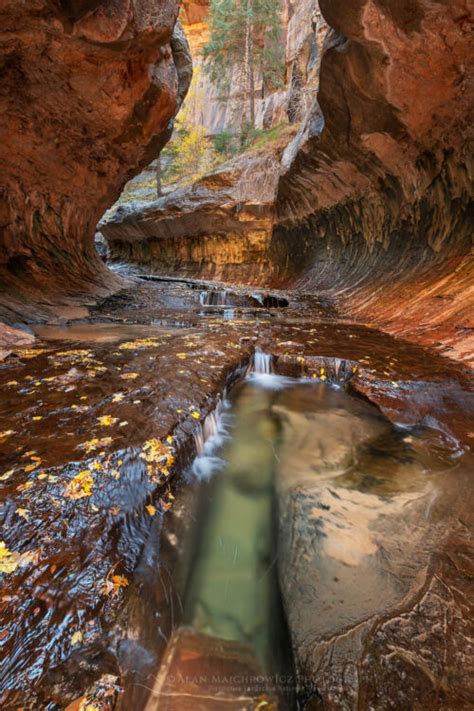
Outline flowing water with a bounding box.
[0,280,472,709]
[122,364,467,709]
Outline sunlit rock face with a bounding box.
[0,1,191,323]
[180,0,328,133]
[102,148,281,283]
[274,0,473,361]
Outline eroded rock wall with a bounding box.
[102,146,283,282]
[0,0,191,324]
[274,0,473,360]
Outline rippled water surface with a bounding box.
[0,280,472,709]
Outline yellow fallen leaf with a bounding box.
[391,381,400,388]
[119,421,128,427]
[0,469,14,481]
[32,416,43,421]
[102,574,129,596]
[71,630,83,645]
[97,415,118,427]
[146,504,156,516]
[166,435,173,444]
[112,392,125,403]
[65,471,94,500]
[0,430,15,441]
[120,372,138,380]
[7,380,18,386]
[0,542,19,574]
[16,348,49,359]
[24,462,40,473]
[119,338,160,350]
[79,437,113,453]
[191,411,200,420]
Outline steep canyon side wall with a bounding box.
[0,0,191,325]
[274,0,473,361]
[181,0,328,133]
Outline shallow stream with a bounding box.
[0,280,472,709]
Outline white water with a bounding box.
[251,348,273,374]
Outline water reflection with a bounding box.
[131,371,461,708]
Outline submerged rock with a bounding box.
[273,383,473,709]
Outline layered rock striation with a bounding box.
[0,0,191,324]
[273,0,474,361]
[104,0,473,362]
[102,145,283,282]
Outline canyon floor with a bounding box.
[0,274,472,709]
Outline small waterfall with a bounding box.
[251,348,273,374]
[203,399,222,440]
[193,423,205,455]
[199,290,229,306]
[192,398,229,479]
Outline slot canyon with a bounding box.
[0,0,473,709]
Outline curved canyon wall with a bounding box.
[0,0,191,325]
[103,0,473,362]
[273,0,473,361]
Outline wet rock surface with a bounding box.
[0,280,472,708]
[274,383,473,709]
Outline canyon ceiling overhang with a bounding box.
[274,0,473,361]
[0,0,191,325]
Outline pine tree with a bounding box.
[203,0,284,130]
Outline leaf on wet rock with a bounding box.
[16,348,49,359]
[119,372,138,380]
[112,392,125,403]
[15,508,29,520]
[140,438,174,480]
[191,410,200,420]
[0,469,15,481]
[145,504,156,516]
[71,630,83,646]
[0,541,37,574]
[79,437,113,453]
[97,415,118,427]
[0,430,15,441]
[118,338,160,350]
[65,470,94,499]
[102,574,129,597]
